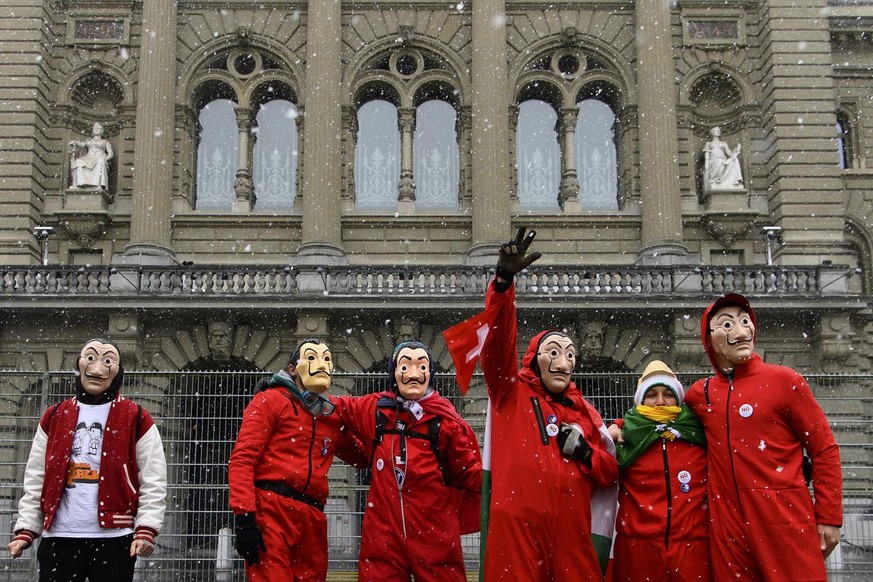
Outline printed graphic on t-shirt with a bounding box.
[66,421,103,487]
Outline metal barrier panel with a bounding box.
[0,371,869,580]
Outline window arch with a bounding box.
[349,45,466,212]
[576,82,620,210]
[516,99,561,211]
[513,46,626,213]
[193,81,238,211]
[186,46,300,212]
[252,81,298,210]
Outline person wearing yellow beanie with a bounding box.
[612,360,710,582]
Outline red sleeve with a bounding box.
[332,394,378,469]
[228,392,278,514]
[785,372,843,526]
[481,279,520,411]
[442,418,483,494]
[580,403,619,488]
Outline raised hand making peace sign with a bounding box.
[496,226,542,278]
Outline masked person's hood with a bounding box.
[519,329,586,408]
[75,337,125,405]
[700,293,757,375]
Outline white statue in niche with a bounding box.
[68,122,113,190]
[704,126,744,190]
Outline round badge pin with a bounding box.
[680,483,690,494]
[375,458,384,471]
[677,470,692,484]
[547,415,557,425]
[739,404,754,418]
[546,423,559,437]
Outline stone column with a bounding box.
[232,107,253,212]
[397,107,416,213]
[635,0,689,264]
[558,106,582,213]
[468,0,511,262]
[298,0,346,264]
[456,105,473,211]
[123,0,177,264]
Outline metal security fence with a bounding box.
[0,371,869,581]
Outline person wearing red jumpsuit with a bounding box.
[685,293,842,581]
[480,228,619,582]
[612,360,710,582]
[228,338,367,582]
[334,341,482,582]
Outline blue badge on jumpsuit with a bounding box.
[321,436,331,457]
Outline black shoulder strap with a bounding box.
[425,417,450,486]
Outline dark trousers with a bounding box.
[37,534,136,582]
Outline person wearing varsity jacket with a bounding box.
[332,341,482,582]
[480,228,618,581]
[685,293,842,581]
[6,338,167,582]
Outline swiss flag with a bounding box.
[442,303,501,395]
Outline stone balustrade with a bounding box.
[0,264,858,300]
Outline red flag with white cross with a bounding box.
[441,303,502,395]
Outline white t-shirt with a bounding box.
[43,401,133,538]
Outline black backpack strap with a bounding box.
[371,409,391,466]
[425,417,450,486]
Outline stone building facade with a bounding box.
[1,0,872,493]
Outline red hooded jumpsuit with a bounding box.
[228,385,367,582]
[334,391,482,582]
[481,280,619,581]
[613,432,710,582]
[684,295,842,581]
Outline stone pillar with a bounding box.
[397,107,416,213]
[635,0,688,264]
[123,0,177,264]
[232,107,253,212]
[298,0,346,264]
[468,0,511,262]
[558,106,582,213]
[108,314,142,369]
[757,0,845,266]
[456,105,473,211]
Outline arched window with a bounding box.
[836,110,854,170]
[195,98,238,210]
[355,99,400,210]
[253,99,298,210]
[350,48,465,212]
[415,99,459,210]
[576,99,618,209]
[516,99,560,211]
[188,49,298,212]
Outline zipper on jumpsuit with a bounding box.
[725,373,745,518]
[303,414,316,493]
[392,432,408,538]
[530,397,550,444]
[661,439,672,549]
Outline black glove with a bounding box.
[557,423,593,467]
[234,512,266,566]
[496,226,542,279]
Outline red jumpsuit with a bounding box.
[481,280,619,581]
[228,385,367,582]
[334,391,482,582]
[613,433,710,582]
[685,299,842,582]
